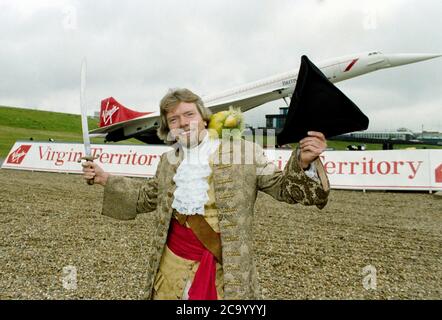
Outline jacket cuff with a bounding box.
[102,175,140,220]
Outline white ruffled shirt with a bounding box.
[172,133,220,216]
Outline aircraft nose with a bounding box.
[384,53,442,67]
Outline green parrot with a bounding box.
[208,106,245,139]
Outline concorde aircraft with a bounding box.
[89,51,441,144]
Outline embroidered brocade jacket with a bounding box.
[101,139,330,299]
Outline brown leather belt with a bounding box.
[174,211,223,264]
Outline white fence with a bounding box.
[2,141,442,191]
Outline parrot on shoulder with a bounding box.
[208,106,245,139]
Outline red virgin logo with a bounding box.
[6,145,32,164]
[101,101,119,126]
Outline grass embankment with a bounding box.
[0,106,143,158]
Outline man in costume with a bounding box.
[82,88,330,300]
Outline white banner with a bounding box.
[1,141,171,177]
[320,150,442,191]
[2,141,442,191]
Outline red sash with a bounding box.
[166,219,218,300]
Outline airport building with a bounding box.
[263,107,288,135]
[265,107,288,133]
[416,131,442,145]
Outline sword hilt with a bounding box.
[79,155,99,185]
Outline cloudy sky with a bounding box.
[1,0,441,132]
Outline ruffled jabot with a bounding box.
[171,134,220,215]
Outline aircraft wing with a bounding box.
[204,85,291,113]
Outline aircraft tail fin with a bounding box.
[99,97,151,127]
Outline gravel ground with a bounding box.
[0,169,441,300]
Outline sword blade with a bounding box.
[80,58,91,157]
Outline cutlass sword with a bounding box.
[78,58,97,185]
